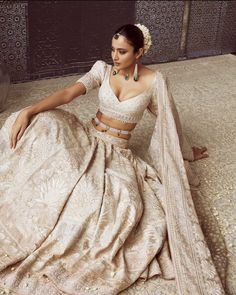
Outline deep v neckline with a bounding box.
[108,65,156,103]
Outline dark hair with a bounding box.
[113,24,144,53]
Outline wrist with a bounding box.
[22,106,35,117]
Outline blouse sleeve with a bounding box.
[76,60,107,94]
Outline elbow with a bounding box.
[62,88,75,104]
[62,83,85,104]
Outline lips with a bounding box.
[114,62,120,66]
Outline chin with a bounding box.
[113,63,121,68]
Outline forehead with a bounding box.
[111,35,133,49]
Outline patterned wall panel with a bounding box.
[135,0,185,63]
[221,1,236,54]
[186,1,223,58]
[0,1,28,82]
[28,1,135,80]
[1,1,235,83]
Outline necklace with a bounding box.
[124,73,129,80]
[112,69,119,76]
[112,63,139,82]
[112,69,130,81]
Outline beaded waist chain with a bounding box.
[93,117,131,135]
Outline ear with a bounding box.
[136,48,144,59]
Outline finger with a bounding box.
[17,128,25,141]
[201,153,209,159]
[12,136,16,149]
[10,129,14,148]
[12,124,24,148]
[201,147,207,152]
[10,134,13,149]
[10,132,15,149]
[12,131,20,149]
[10,124,17,147]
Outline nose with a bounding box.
[113,50,119,61]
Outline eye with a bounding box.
[119,50,126,55]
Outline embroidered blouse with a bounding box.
[76,60,158,123]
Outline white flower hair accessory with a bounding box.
[135,23,152,54]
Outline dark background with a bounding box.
[0,0,236,83]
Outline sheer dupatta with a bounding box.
[147,72,225,295]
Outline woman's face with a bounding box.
[111,35,140,70]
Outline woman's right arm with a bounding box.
[10,59,106,149]
[10,82,86,149]
[26,82,86,116]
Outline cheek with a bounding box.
[123,51,132,58]
[123,52,135,62]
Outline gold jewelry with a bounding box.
[112,65,138,81]
[125,73,129,80]
[112,69,119,76]
[112,67,129,80]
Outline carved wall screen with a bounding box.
[135,0,185,63]
[0,1,28,81]
[186,1,224,58]
[221,1,236,54]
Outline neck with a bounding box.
[120,63,138,77]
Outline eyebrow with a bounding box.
[111,46,127,50]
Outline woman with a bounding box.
[0,24,224,295]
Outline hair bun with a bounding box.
[134,24,152,54]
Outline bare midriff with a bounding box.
[91,110,136,140]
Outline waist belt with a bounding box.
[93,117,131,135]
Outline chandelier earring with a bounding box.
[133,62,139,82]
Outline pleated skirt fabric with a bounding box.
[0,109,174,295]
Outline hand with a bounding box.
[192,146,209,161]
[10,109,32,149]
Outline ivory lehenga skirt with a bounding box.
[0,109,174,295]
